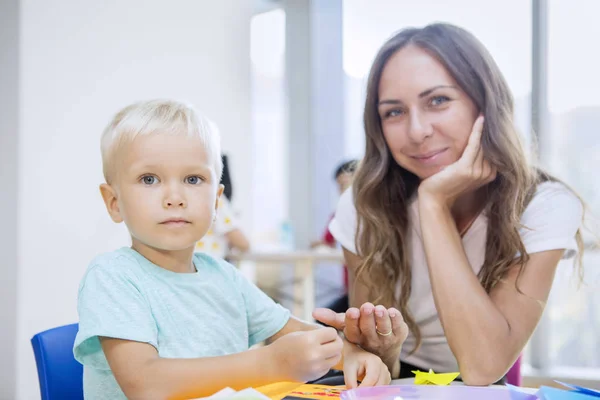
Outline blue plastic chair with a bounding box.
[31,323,83,400]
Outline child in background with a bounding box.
[196,194,250,258]
[310,160,357,250]
[311,160,358,313]
[73,100,390,400]
[196,152,250,259]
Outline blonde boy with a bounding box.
[73,100,390,400]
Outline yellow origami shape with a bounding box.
[412,369,460,385]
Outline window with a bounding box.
[542,0,600,372]
[250,9,288,248]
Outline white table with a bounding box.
[390,378,538,394]
[227,249,344,321]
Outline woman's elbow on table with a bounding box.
[461,370,504,386]
[459,359,508,386]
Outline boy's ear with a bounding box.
[214,184,225,212]
[100,183,124,223]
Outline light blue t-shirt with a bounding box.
[73,247,290,400]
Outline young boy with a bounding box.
[73,100,390,400]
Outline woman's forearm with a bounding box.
[418,196,513,384]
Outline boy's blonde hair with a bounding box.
[101,99,223,183]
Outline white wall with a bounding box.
[0,0,19,398]
[15,1,253,398]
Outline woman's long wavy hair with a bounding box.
[353,23,585,353]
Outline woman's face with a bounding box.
[377,45,479,179]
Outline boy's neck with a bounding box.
[131,239,196,273]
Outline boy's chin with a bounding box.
[158,243,198,252]
[135,240,199,253]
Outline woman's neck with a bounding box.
[451,188,488,234]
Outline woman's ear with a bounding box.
[100,183,124,223]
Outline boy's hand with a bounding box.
[268,327,343,383]
[343,342,391,388]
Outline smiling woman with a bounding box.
[376,43,479,178]
[314,22,588,386]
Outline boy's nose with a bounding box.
[164,200,186,208]
[163,191,187,208]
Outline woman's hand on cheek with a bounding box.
[418,115,497,208]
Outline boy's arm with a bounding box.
[101,326,343,400]
[101,337,280,400]
[267,315,319,341]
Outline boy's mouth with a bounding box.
[160,218,191,227]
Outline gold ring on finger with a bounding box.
[376,327,392,336]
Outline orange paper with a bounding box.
[255,382,343,400]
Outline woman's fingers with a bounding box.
[359,303,378,344]
[312,308,345,330]
[374,305,392,336]
[389,307,409,341]
[462,115,485,164]
[343,307,362,344]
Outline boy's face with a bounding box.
[101,135,222,252]
[336,171,353,195]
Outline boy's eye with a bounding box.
[430,95,450,106]
[141,175,158,185]
[186,176,203,185]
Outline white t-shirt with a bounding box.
[196,197,240,259]
[329,181,583,372]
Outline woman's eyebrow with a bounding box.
[378,85,458,106]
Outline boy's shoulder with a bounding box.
[89,246,142,270]
[79,249,240,289]
[80,247,146,287]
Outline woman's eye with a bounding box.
[186,176,203,185]
[385,109,404,118]
[430,95,450,106]
[141,175,158,185]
